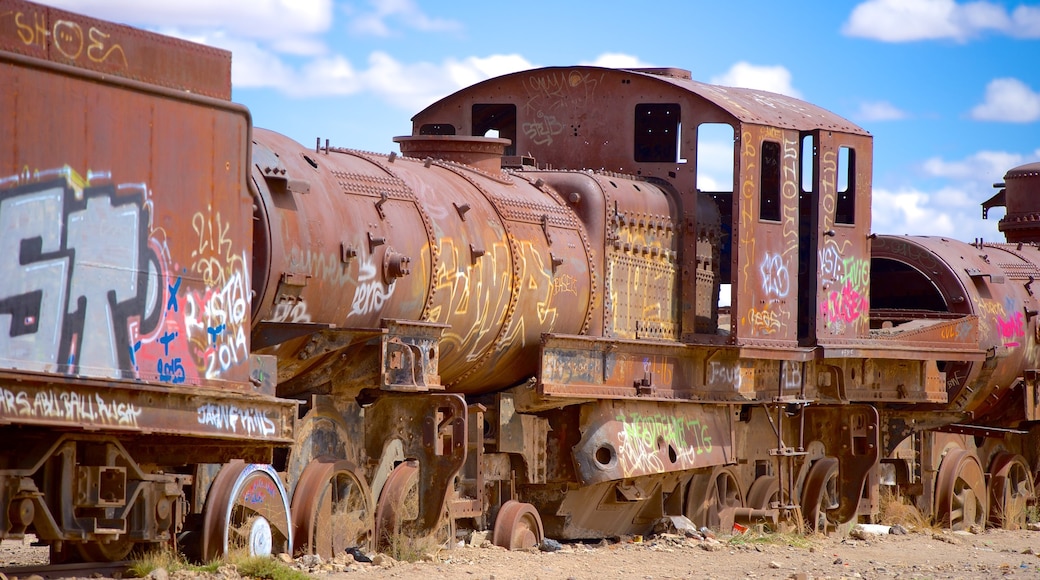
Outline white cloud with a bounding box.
[1011,5,1040,37]
[346,0,461,37]
[922,150,1028,180]
[872,187,956,235]
[444,54,536,91]
[46,0,333,48]
[873,149,1040,239]
[710,62,801,98]
[228,48,533,110]
[970,78,1040,122]
[854,101,909,121]
[843,0,1040,42]
[582,53,655,69]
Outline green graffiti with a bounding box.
[611,411,716,476]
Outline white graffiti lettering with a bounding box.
[0,386,142,427]
[708,360,742,390]
[349,257,395,318]
[759,253,790,298]
[196,402,276,437]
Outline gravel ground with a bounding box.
[5,527,1040,580]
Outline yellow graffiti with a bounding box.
[820,149,837,231]
[191,209,243,288]
[7,10,127,67]
[552,273,578,297]
[744,306,784,335]
[781,133,800,246]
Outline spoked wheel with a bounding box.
[374,460,454,554]
[934,449,987,531]
[686,467,745,531]
[291,457,374,557]
[988,453,1034,528]
[492,500,544,550]
[801,457,840,534]
[201,461,293,562]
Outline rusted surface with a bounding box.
[290,457,373,557]
[406,67,871,346]
[872,235,1040,416]
[802,405,879,527]
[1,40,255,393]
[0,371,295,442]
[0,0,231,99]
[250,129,594,395]
[571,400,732,485]
[1,433,190,553]
[364,393,467,532]
[995,162,1040,242]
[933,448,986,531]
[9,0,1040,555]
[492,500,543,550]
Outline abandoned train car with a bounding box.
[2,0,1040,564]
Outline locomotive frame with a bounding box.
[2,0,1040,564]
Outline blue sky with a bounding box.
[46,0,1040,243]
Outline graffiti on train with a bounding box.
[614,411,715,477]
[0,168,247,385]
[0,385,143,427]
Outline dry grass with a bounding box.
[128,547,310,580]
[875,488,936,531]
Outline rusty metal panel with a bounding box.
[571,400,733,484]
[682,78,869,135]
[0,372,295,442]
[816,132,873,342]
[537,335,815,404]
[732,126,800,345]
[0,0,231,99]
[539,334,693,401]
[597,175,680,340]
[1,44,254,391]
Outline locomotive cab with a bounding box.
[407,66,874,348]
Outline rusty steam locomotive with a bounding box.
[3,0,1040,564]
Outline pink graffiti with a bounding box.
[820,281,869,325]
[243,477,277,504]
[996,311,1025,348]
[128,253,200,386]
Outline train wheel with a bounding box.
[801,457,840,534]
[75,536,135,562]
[374,460,454,555]
[200,462,293,562]
[934,449,987,531]
[685,467,745,530]
[492,500,544,550]
[987,453,1034,529]
[746,475,780,511]
[291,457,374,558]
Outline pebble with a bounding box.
[541,538,563,552]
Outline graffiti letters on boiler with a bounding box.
[0,167,247,385]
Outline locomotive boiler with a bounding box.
[4,0,1040,566]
